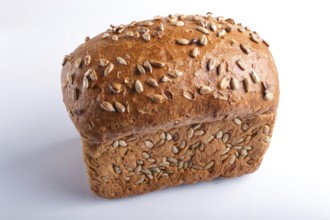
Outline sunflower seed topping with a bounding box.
[100,102,115,112]
[250,33,260,43]
[144,140,154,148]
[160,75,171,82]
[117,57,127,65]
[204,161,215,170]
[183,90,195,100]
[112,35,119,41]
[243,78,251,92]
[84,55,91,66]
[230,77,239,90]
[215,130,223,139]
[199,85,213,94]
[174,21,185,26]
[217,60,227,75]
[82,76,89,90]
[159,23,164,31]
[190,47,200,58]
[263,125,270,134]
[172,146,179,154]
[250,70,260,83]
[223,133,230,143]
[229,155,236,164]
[240,44,250,54]
[150,94,165,103]
[74,58,82,68]
[219,77,229,89]
[146,78,159,87]
[199,35,208,46]
[150,60,165,68]
[236,60,247,70]
[210,22,217,32]
[99,59,109,67]
[217,30,226,37]
[104,63,114,76]
[119,140,127,147]
[196,26,209,35]
[264,90,274,101]
[142,32,151,41]
[101,33,110,39]
[207,59,216,71]
[176,38,190,45]
[143,61,153,73]
[168,70,183,78]
[135,80,143,93]
[242,123,249,131]
[114,101,125,113]
[109,83,122,94]
[234,118,242,125]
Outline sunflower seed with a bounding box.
[134,80,143,93]
[230,77,239,90]
[217,61,226,75]
[86,69,97,81]
[134,177,145,185]
[112,140,119,147]
[264,136,271,143]
[263,125,270,134]
[199,20,207,28]
[100,102,115,112]
[82,55,91,66]
[160,75,171,83]
[234,118,242,125]
[187,128,194,139]
[112,35,119,41]
[102,33,110,39]
[144,140,154,148]
[149,60,165,68]
[199,85,213,94]
[210,22,217,31]
[109,83,122,94]
[194,130,205,136]
[140,20,154,26]
[176,38,190,45]
[236,60,247,70]
[206,135,215,143]
[221,147,230,155]
[207,59,216,71]
[217,30,226,37]
[249,70,259,84]
[167,157,178,164]
[220,154,229,161]
[240,149,248,157]
[219,77,229,89]
[74,58,82,68]
[242,123,249,131]
[192,15,203,21]
[204,160,215,170]
[192,164,203,170]
[215,130,223,139]
[223,133,230,142]
[159,23,164,31]
[114,101,125,113]
[171,146,179,154]
[143,61,153,73]
[99,59,109,67]
[66,71,73,84]
[134,165,142,173]
[159,162,169,167]
[264,90,274,101]
[199,35,208,46]
[233,146,242,150]
[196,26,209,35]
[240,44,250,54]
[190,47,200,58]
[154,15,162,20]
[178,160,184,169]
[103,63,114,76]
[145,78,158,88]
[116,57,127,65]
[243,78,251,92]
[192,123,202,130]
[183,90,195,100]
[142,32,151,41]
[159,132,166,140]
[229,155,236,164]
[168,70,183,78]
[100,176,109,183]
[174,20,185,26]
[250,33,260,43]
[112,165,122,174]
[150,94,164,103]
[82,76,89,90]
[179,140,186,149]
[142,152,150,159]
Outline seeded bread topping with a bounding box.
[61,13,279,199]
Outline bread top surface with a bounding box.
[61,14,279,143]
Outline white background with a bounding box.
[1,0,330,219]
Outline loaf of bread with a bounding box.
[61,13,279,199]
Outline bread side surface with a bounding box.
[61,15,279,144]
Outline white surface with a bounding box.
[1,0,330,219]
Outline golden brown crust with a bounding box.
[61,15,279,144]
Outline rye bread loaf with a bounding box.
[61,14,279,199]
